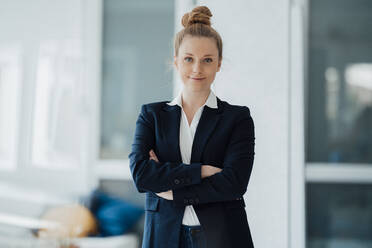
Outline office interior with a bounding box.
[0,0,371,247]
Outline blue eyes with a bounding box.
[184,57,213,63]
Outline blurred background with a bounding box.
[0,0,371,247]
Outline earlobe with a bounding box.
[174,56,178,70]
[217,60,222,72]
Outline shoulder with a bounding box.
[218,98,252,118]
[140,98,253,119]
[218,99,255,132]
[141,101,168,111]
[139,101,171,118]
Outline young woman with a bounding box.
[129,6,255,248]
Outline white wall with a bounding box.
[195,1,291,247]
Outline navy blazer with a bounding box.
[129,97,255,248]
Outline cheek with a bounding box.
[177,68,188,80]
[206,67,218,78]
[179,67,187,76]
[179,64,191,75]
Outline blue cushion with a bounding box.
[90,190,144,236]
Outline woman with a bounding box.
[129,6,255,248]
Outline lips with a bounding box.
[190,77,206,80]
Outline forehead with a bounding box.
[179,36,218,56]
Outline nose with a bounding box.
[192,61,202,74]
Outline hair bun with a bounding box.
[181,6,213,28]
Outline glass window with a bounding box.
[100,0,175,159]
[307,0,372,164]
[306,183,372,247]
[0,46,21,171]
[31,40,85,170]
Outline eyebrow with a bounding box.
[185,53,216,57]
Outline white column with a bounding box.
[197,0,291,247]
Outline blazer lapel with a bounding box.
[161,104,183,162]
[161,97,224,163]
[191,99,223,163]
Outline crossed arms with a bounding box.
[128,104,255,207]
[148,149,223,200]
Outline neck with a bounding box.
[181,88,211,112]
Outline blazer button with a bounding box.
[189,199,194,204]
[174,179,180,185]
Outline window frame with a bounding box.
[298,0,372,247]
[93,0,177,180]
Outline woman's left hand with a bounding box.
[149,149,174,200]
[149,149,159,162]
[156,190,173,200]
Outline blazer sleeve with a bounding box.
[129,104,203,193]
[172,106,255,206]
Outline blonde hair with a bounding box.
[174,6,223,61]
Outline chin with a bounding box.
[188,87,210,93]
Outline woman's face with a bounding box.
[174,35,221,93]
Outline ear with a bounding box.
[174,56,178,70]
[217,58,222,72]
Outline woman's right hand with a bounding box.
[201,165,222,179]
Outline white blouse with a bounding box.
[166,89,218,226]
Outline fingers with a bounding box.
[201,165,222,179]
[149,149,159,162]
[211,165,221,169]
[155,190,173,200]
[210,165,222,173]
[206,165,222,172]
[202,164,224,179]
